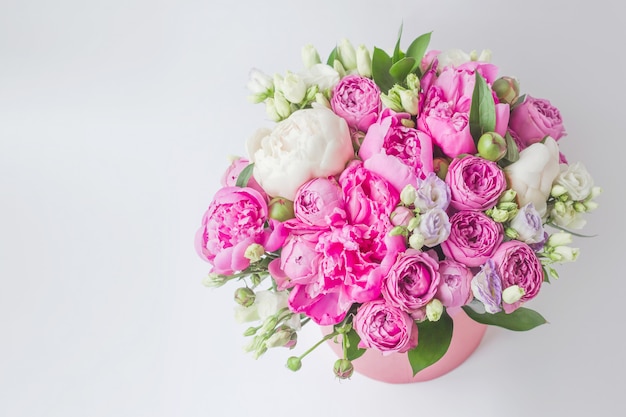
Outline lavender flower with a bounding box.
[471,260,502,314]
[414,172,451,212]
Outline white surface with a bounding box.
[0,1,623,416]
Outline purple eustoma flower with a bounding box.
[470,259,502,314]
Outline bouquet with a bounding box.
[196,28,601,379]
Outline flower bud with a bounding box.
[268,197,295,221]
[433,157,450,180]
[301,44,321,69]
[583,200,599,211]
[264,98,281,122]
[264,327,294,348]
[381,90,403,112]
[426,299,444,322]
[388,225,407,237]
[492,76,520,105]
[246,68,273,96]
[406,73,420,91]
[273,92,292,119]
[356,45,372,77]
[243,326,258,337]
[499,189,517,203]
[547,231,573,247]
[400,184,417,206]
[234,287,256,308]
[574,202,586,212]
[409,232,425,250]
[244,243,265,263]
[589,186,603,200]
[477,132,507,161]
[337,38,357,71]
[390,206,414,227]
[253,345,268,359]
[333,359,354,379]
[202,273,227,288]
[281,71,307,104]
[314,92,331,108]
[407,216,420,232]
[489,207,509,223]
[502,285,525,304]
[550,184,568,198]
[259,316,278,334]
[505,227,519,240]
[286,356,302,371]
[399,89,419,115]
[551,246,580,262]
[332,59,346,78]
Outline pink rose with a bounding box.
[277,228,322,288]
[418,62,510,158]
[491,241,544,313]
[441,211,504,267]
[331,74,381,132]
[354,299,418,354]
[359,109,434,182]
[509,96,566,148]
[436,260,473,310]
[381,249,441,314]
[293,177,345,227]
[195,186,268,275]
[446,155,506,211]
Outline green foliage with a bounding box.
[469,72,496,143]
[462,306,548,331]
[407,311,453,376]
[235,163,255,188]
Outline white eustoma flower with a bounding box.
[504,137,561,217]
[247,107,353,200]
[554,162,594,201]
[301,44,321,69]
[276,71,307,104]
[298,64,340,93]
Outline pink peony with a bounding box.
[359,109,434,182]
[446,155,507,211]
[436,260,473,310]
[491,240,544,313]
[195,186,269,275]
[331,74,381,132]
[381,249,441,314]
[220,157,267,199]
[353,299,418,354]
[441,210,504,267]
[293,177,346,227]
[509,96,566,148]
[418,62,510,158]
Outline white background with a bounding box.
[1,1,623,416]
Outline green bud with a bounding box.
[286,356,302,371]
[356,44,372,77]
[426,299,443,322]
[332,59,347,78]
[333,359,354,379]
[492,76,520,105]
[234,287,256,308]
[547,231,573,247]
[477,132,507,161]
[388,225,407,237]
[502,285,525,304]
[268,197,295,221]
[497,202,518,212]
[407,217,420,232]
[243,326,258,337]
[550,184,568,198]
[399,89,419,115]
[584,200,599,211]
[400,118,416,128]
[574,202,586,212]
[259,316,278,334]
[265,98,281,122]
[301,44,321,69]
[381,90,403,112]
[505,227,519,240]
[499,189,517,203]
[490,208,509,223]
[202,273,227,288]
[244,243,265,263]
[304,85,319,103]
[264,327,293,348]
[400,184,417,206]
[433,157,450,180]
[253,345,268,359]
[406,73,420,91]
[408,232,425,250]
[334,322,352,334]
[250,273,262,287]
[337,38,357,71]
[274,92,292,119]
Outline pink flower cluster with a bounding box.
[196,34,598,359]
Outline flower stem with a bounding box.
[297,332,338,361]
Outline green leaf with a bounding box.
[235,163,255,188]
[344,329,366,361]
[371,47,395,93]
[462,306,548,331]
[503,131,520,163]
[511,94,526,110]
[389,57,416,83]
[407,311,453,376]
[469,72,496,143]
[405,31,432,74]
[392,23,404,63]
[326,46,338,66]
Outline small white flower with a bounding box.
[502,285,525,305]
[554,162,594,201]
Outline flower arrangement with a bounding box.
[196,28,601,379]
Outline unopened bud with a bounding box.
[433,157,450,180]
[505,227,519,240]
[499,189,517,203]
[234,287,256,308]
[426,299,444,322]
[202,273,227,288]
[356,45,372,77]
[400,184,417,206]
[492,76,520,105]
[409,232,425,250]
[333,358,354,379]
[337,38,357,71]
[502,285,525,304]
[286,356,302,371]
[244,243,265,263]
[301,44,321,69]
[477,132,507,161]
[268,197,295,221]
[407,216,420,232]
[551,184,568,198]
[547,231,573,247]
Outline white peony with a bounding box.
[247,107,354,200]
[504,137,561,217]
